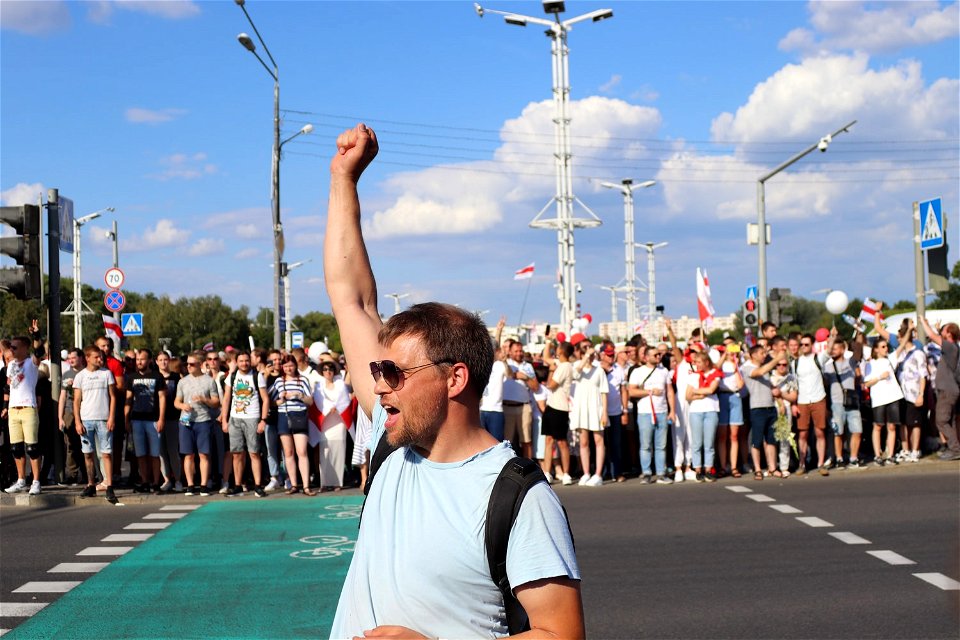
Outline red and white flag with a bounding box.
[859,298,882,325]
[102,314,122,345]
[514,263,535,280]
[696,268,716,327]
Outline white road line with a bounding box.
[796,516,833,528]
[725,486,753,493]
[0,602,48,617]
[101,533,153,542]
[769,504,803,514]
[746,494,776,503]
[13,582,80,594]
[160,505,201,511]
[868,550,916,565]
[76,546,132,556]
[829,532,871,545]
[143,513,187,520]
[913,573,960,590]
[1,628,9,636]
[124,522,170,530]
[48,562,108,573]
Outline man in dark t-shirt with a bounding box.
[124,349,166,492]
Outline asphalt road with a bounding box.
[1,464,957,639]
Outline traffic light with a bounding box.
[742,298,759,329]
[0,204,42,300]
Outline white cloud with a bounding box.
[187,238,224,256]
[0,182,45,206]
[599,74,622,93]
[87,0,200,23]
[781,1,959,55]
[125,107,187,124]
[150,152,218,181]
[142,219,190,247]
[234,247,261,260]
[0,1,71,35]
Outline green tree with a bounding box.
[292,311,341,352]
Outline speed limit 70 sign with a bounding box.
[104,267,125,290]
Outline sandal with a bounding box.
[753,471,763,481]
[303,488,317,496]
[772,469,783,478]
[286,486,300,495]
[731,469,742,478]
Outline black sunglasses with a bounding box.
[370,359,452,391]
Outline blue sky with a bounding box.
[2,0,958,335]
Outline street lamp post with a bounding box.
[105,220,120,357]
[235,0,313,349]
[63,207,114,348]
[600,178,655,333]
[282,258,312,351]
[599,285,620,340]
[637,241,668,323]
[755,120,856,322]
[476,2,613,332]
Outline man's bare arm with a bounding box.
[513,577,585,639]
[324,123,382,419]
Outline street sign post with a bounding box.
[121,312,143,337]
[291,331,304,349]
[920,197,944,251]
[104,267,125,289]
[104,289,126,313]
[745,286,758,300]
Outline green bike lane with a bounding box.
[7,496,364,640]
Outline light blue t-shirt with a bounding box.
[330,401,579,639]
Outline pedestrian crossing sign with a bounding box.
[920,198,944,251]
[121,312,143,336]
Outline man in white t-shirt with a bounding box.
[74,345,118,502]
[503,339,535,457]
[3,327,44,495]
[221,351,270,497]
[793,333,829,475]
[480,344,508,442]
[324,124,581,639]
[628,346,676,484]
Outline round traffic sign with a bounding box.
[104,267,125,290]
[104,289,126,313]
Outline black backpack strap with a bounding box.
[486,456,553,635]
[359,430,399,529]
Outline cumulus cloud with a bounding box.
[142,219,190,247]
[187,238,224,256]
[150,152,218,181]
[0,1,71,35]
[599,74,622,93]
[781,1,959,55]
[234,247,261,260]
[125,107,187,124]
[0,182,45,206]
[86,0,200,24]
[201,207,270,240]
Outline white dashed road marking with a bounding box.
[769,504,802,514]
[48,563,108,573]
[0,602,48,617]
[76,546,133,556]
[746,494,776,503]
[143,513,187,520]
[725,486,753,493]
[12,582,80,594]
[160,504,202,511]
[124,522,171,530]
[867,550,916,566]
[912,573,960,590]
[829,532,871,545]
[101,533,153,542]
[795,516,833,528]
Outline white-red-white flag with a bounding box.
[859,298,882,325]
[514,263,535,280]
[696,268,716,327]
[102,314,122,345]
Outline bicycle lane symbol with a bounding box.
[290,535,356,560]
[317,504,362,520]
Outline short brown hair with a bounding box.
[378,302,492,399]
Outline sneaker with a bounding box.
[796,465,807,476]
[184,486,197,496]
[695,471,705,483]
[174,481,184,492]
[674,470,684,483]
[219,483,230,495]
[656,475,673,485]
[641,474,653,485]
[560,473,573,486]
[908,450,920,463]
[818,466,830,477]
[284,478,293,490]
[80,485,97,497]
[105,487,117,503]
[578,474,590,486]
[684,469,697,481]
[152,484,163,495]
[873,456,885,467]
[704,471,716,483]
[225,486,243,496]
[848,459,865,469]
[29,480,41,495]
[4,479,27,494]
[160,480,174,493]
[586,474,603,487]
[263,477,280,492]
[543,472,554,484]
[884,455,899,466]
[200,486,211,497]
[937,450,960,461]
[254,486,267,497]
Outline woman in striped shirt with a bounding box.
[270,355,316,495]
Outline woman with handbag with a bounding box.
[270,354,317,495]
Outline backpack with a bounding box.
[362,434,573,635]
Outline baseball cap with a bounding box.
[570,333,588,347]
[602,345,615,356]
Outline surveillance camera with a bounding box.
[817,134,832,152]
[576,284,583,293]
[474,3,484,17]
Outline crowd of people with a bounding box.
[479,315,960,486]
[1,327,359,502]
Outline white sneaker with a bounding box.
[5,479,27,494]
[578,474,590,486]
[560,473,573,486]
[29,480,41,495]
[684,469,697,481]
[909,450,920,462]
[218,484,230,495]
[263,477,280,492]
[543,472,554,484]
[586,474,603,487]
[674,470,684,483]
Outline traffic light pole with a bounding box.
[46,189,62,400]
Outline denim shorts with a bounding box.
[830,403,863,435]
[132,420,161,457]
[277,411,309,436]
[719,392,744,426]
[80,420,113,455]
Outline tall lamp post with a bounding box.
[283,258,312,351]
[755,120,856,321]
[476,2,613,332]
[637,241,668,323]
[600,178,655,334]
[105,220,121,357]
[63,207,114,348]
[235,0,313,349]
[599,285,620,340]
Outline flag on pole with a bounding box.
[202,341,215,351]
[102,314,122,345]
[858,298,882,326]
[696,268,716,327]
[514,263,535,280]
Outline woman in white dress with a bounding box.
[570,341,609,487]
[318,360,351,490]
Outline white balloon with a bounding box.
[825,290,849,315]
